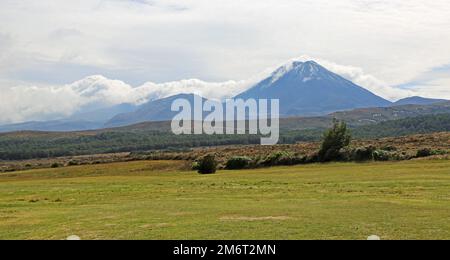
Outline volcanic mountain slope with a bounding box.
[235,61,392,116]
[104,94,217,128]
[106,61,393,126]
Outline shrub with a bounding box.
[262,152,284,166]
[305,153,319,164]
[373,150,391,161]
[226,156,252,170]
[416,148,432,158]
[353,146,376,162]
[338,147,353,162]
[197,155,217,174]
[318,120,352,162]
[51,163,60,168]
[251,156,264,168]
[277,154,305,166]
[260,152,307,167]
[432,150,448,156]
[67,160,79,166]
[417,148,448,158]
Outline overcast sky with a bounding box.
[1,0,450,123]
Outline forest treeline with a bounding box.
[0,114,449,160]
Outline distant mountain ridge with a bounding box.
[393,96,448,106]
[2,100,449,134]
[330,101,450,125]
[69,103,137,123]
[104,94,217,128]
[0,120,103,133]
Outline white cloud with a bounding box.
[2,1,450,84]
[407,77,450,100]
[1,1,450,123]
[1,56,443,124]
[0,84,82,124]
[0,75,256,124]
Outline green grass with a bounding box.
[1,160,450,240]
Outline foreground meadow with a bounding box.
[0,160,449,240]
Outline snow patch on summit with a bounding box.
[270,62,294,83]
[268,60,323,84]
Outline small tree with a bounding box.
[318,120,351,162]
[197,154,217,174]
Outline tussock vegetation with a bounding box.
[1,132,449,173]
[212,131,450,170]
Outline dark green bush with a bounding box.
[305,153,319,164]
[416,148,433,158]
[197,155,217,174]
[417,148,448,158]
[51,163,60,168]
[432,150,448,156]
[226,156,252,170]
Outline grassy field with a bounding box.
[1,160,450,240]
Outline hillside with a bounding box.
[0,120,103,133]
[105,94,217,128]
[393,96,448,106]
[1,113,449,160]
[329,101,450,125]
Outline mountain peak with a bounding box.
[236,60,391,116]
[296,60,320,67]
[269,60,328,84]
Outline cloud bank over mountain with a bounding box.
[1,1,450,123]
[0,57,434,124]
[0,75,252,124]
